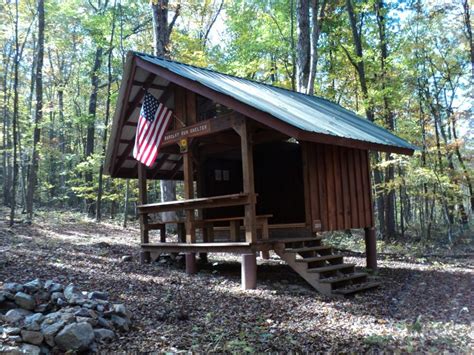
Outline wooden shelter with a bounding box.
[105,52,415,296]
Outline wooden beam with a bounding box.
[138,163,150,263]
[135,56,414,156]
[132,81,167,90]
[234,116,257,243]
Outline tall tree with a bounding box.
[296,0,310,93]
[151,0,180,222]
[25,0,45,222]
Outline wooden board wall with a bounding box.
[304,142,374,231]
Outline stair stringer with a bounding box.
[273,243,333,296]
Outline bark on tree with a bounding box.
[296,0,310,93]
[345,0,386,236]
[85,46,103,216]
[151,0,180,222]
[26,0,45,222]
[2,43,12,206]
[307,0,327,95]
[96,1,117,222]
[375,0,396,238]
[9,0,20,226]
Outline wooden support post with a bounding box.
[185,252,197,274]
[260,220,270,259]
[229,220,240,242]
[183,148,196,244]
[364,227,377,270]
[241,253,257,289]
[138,163,150,264]
[235,117,257,243]
[159,224,166,243]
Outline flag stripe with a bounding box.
[133,93,173,167]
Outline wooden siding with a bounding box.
[304,142,374,231]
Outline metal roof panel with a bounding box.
[135,52,416,152]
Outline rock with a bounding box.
[41,321,65,347]
[20,330,44,345]
[4,327,21,335]
[19,344,41,355]
[120,255,133,262]
[0,301,17,312]
[5,309,32,324]
[23,279,42,293]
[34,290,50,304]
[93,328,115,342]
[74,308,91,317]
[0,345,22,355]
[96,305,104,313]
[97,317,112,329]
[57,298,67,307]
[33,304,48,313]
[88,291,108,301]
[76,316,97,326]
[24,313,44,331]
[0,292,5,303]
[63,285,86,305]
[110,315,130,332]
[14,292,35,311]
[50,292,63,303]
[54,322,94,352]
[82,301,98,309]
[9,335,22,343]
[3,283,23,294]
[112,304,131,319]
[45,281,63,293]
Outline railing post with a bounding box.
[242,253,257,289]
[138,163,150,263]
[364,227,377,270]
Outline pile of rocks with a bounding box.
[0,279,132,354]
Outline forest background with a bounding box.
[0,0,472,249]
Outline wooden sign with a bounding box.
[163,121,211,144]
[179,139,188,153]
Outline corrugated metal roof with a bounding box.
[135,52,416,152]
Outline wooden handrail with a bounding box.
[137,193,254,214]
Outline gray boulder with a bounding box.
[14,292,35,310]
[19,344,41,355]
[24,313,44,331]
[4,327,21,335]
[3,283,23,294]
[110,315,130,332]
[41,320,65,347]
[5,308,32,324]
[20,330,44,345]
[54,322,95,352]
[63,284,86,305]
[112,304,131,319]
[23,279,42,293]
[88,291,108,301]
[93,328,115,342]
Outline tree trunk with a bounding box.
[296,0,310,93]
[10,0,20,226]
[85,46,103,216]
[462,0,473,83]
[26,0,45,222]
[2,44,12,206]
[97,2,117,222]
[346,0,385,236]
[151,0,180,219]
[307,0,326,95]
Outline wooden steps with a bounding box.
[273,236,379,296]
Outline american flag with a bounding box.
[133,92,173,167]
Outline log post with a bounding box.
[364,227,377,270]
[138,163,150,264]
[234,117,257,243]
[241,253,257,289]
[183,139,197,274]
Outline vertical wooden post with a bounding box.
[241,253,257,289]
[183,146,197,274]
[236,117,257,243]
[138,163,150,263]
[364,227,377,270]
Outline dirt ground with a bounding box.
[1,209,472,353]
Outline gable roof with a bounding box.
[133,51,416,155]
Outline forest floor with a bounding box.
[1,208,472,353]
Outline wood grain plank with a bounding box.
[340,147,351,229]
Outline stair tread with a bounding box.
[285,246,331,253]
[332,281,380,295]
[307,263,355,273]
[296,254,343,263]
[274,236,323,243]
[320,272,367,284]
